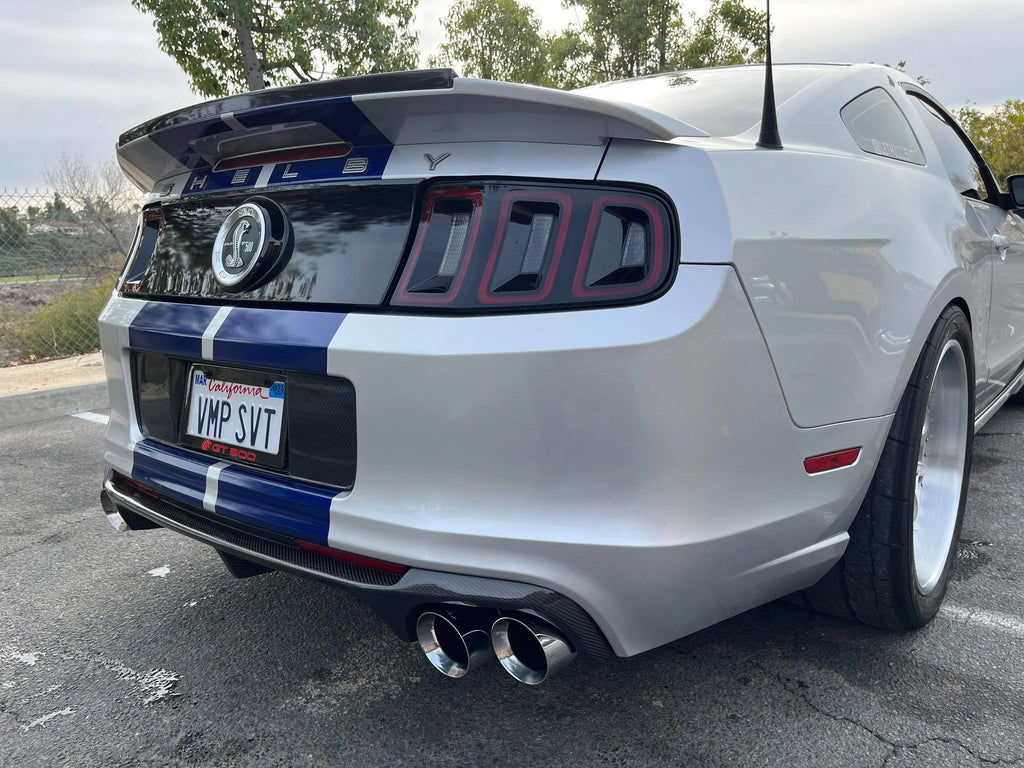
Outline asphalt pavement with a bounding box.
[1,400,1022,767]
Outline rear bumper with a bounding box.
[101,470,613,659]
[99,265,892,656]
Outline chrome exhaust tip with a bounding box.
[416,611,492,678]
[491,616,576,685]
[100,490,130,532]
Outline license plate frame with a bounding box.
[181,364,288,470]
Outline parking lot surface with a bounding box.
[1,405,1022,767]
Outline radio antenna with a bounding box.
[756,0,783,149]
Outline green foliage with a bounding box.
[429,0,549,84]
[676,0,766,69]
[545,28,593,90]
[428,0,767,89]
[43,193,77,222]
[132,0,419,96]
[0,208,28,250]
[563,0,684,82]
[954,100,1024,188]
[552,0,766,86]
[0,233,70,280]
[9,281,112,360]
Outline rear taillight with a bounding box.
[390,182,674,311]
[119,208,163,292]
[395,188,484,305]
[572,195,666,299]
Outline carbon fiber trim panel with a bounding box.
[103,471,614,659]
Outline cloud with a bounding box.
[1,0,1017,189]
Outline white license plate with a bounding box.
[186,369,286,456]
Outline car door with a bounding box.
[905,92,1024,409]
[974,203,1024,390]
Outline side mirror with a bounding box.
[1009,174,1024,209]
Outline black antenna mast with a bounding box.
[756,0,783,149]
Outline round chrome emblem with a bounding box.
[212,199,291,291]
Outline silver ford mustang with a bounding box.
[99,63,1024,684]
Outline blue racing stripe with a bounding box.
[174,97,393,197]
[214,465,333,544]
[148,116,228,170]
[132,440,332,543]
[129,303,221,359]
[231,97,386,147]
[264,145,392,187]
[132,440,212,510]
[212,308,345,374]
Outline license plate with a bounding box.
[185,367,286,465]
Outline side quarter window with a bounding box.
[907,94,992,202]
[841,88,924,165]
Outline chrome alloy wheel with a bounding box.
[913,339,969,595]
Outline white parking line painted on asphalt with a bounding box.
[20,707,74,731]
[941,603,1024,638]
[71,411,109,425]
[4,649,43,665]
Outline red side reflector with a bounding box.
[296,540,409,575]
[804,448,861,475]
[114,472,157,496]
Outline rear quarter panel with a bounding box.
[707,145,989,427]
[599,69,990,428]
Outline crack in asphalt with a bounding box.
[751,660,1022,768]
[883,738,1023,767]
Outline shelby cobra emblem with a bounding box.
[212,198,292,291]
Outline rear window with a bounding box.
[841,88,924,164]
[577,65,838,136]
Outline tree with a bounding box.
[557,0,767,86]
[676,0,766,69]
[954,100,1024,188]
[44,155,144,281]
[429,0,549,85]
[0,208,28,250]
[545,29,593,90]
[561,0,684,82]
[43,193,76,223]
[131,0,419,96]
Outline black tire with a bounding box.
[804,304,973,629]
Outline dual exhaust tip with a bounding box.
[416,611,576,685]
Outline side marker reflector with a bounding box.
[296,540,409,575]
[804,448,861,475]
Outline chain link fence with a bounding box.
[1,186,138,365]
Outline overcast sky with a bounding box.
[1,0,1018,190]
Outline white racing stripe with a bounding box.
[203,462,230,513]
[202,306,233,360]
[940,603,1024,639]
[71,412,110,425]
[254,164,275,189]
[220,111,246,131]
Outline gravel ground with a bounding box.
[0,351,104,396]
